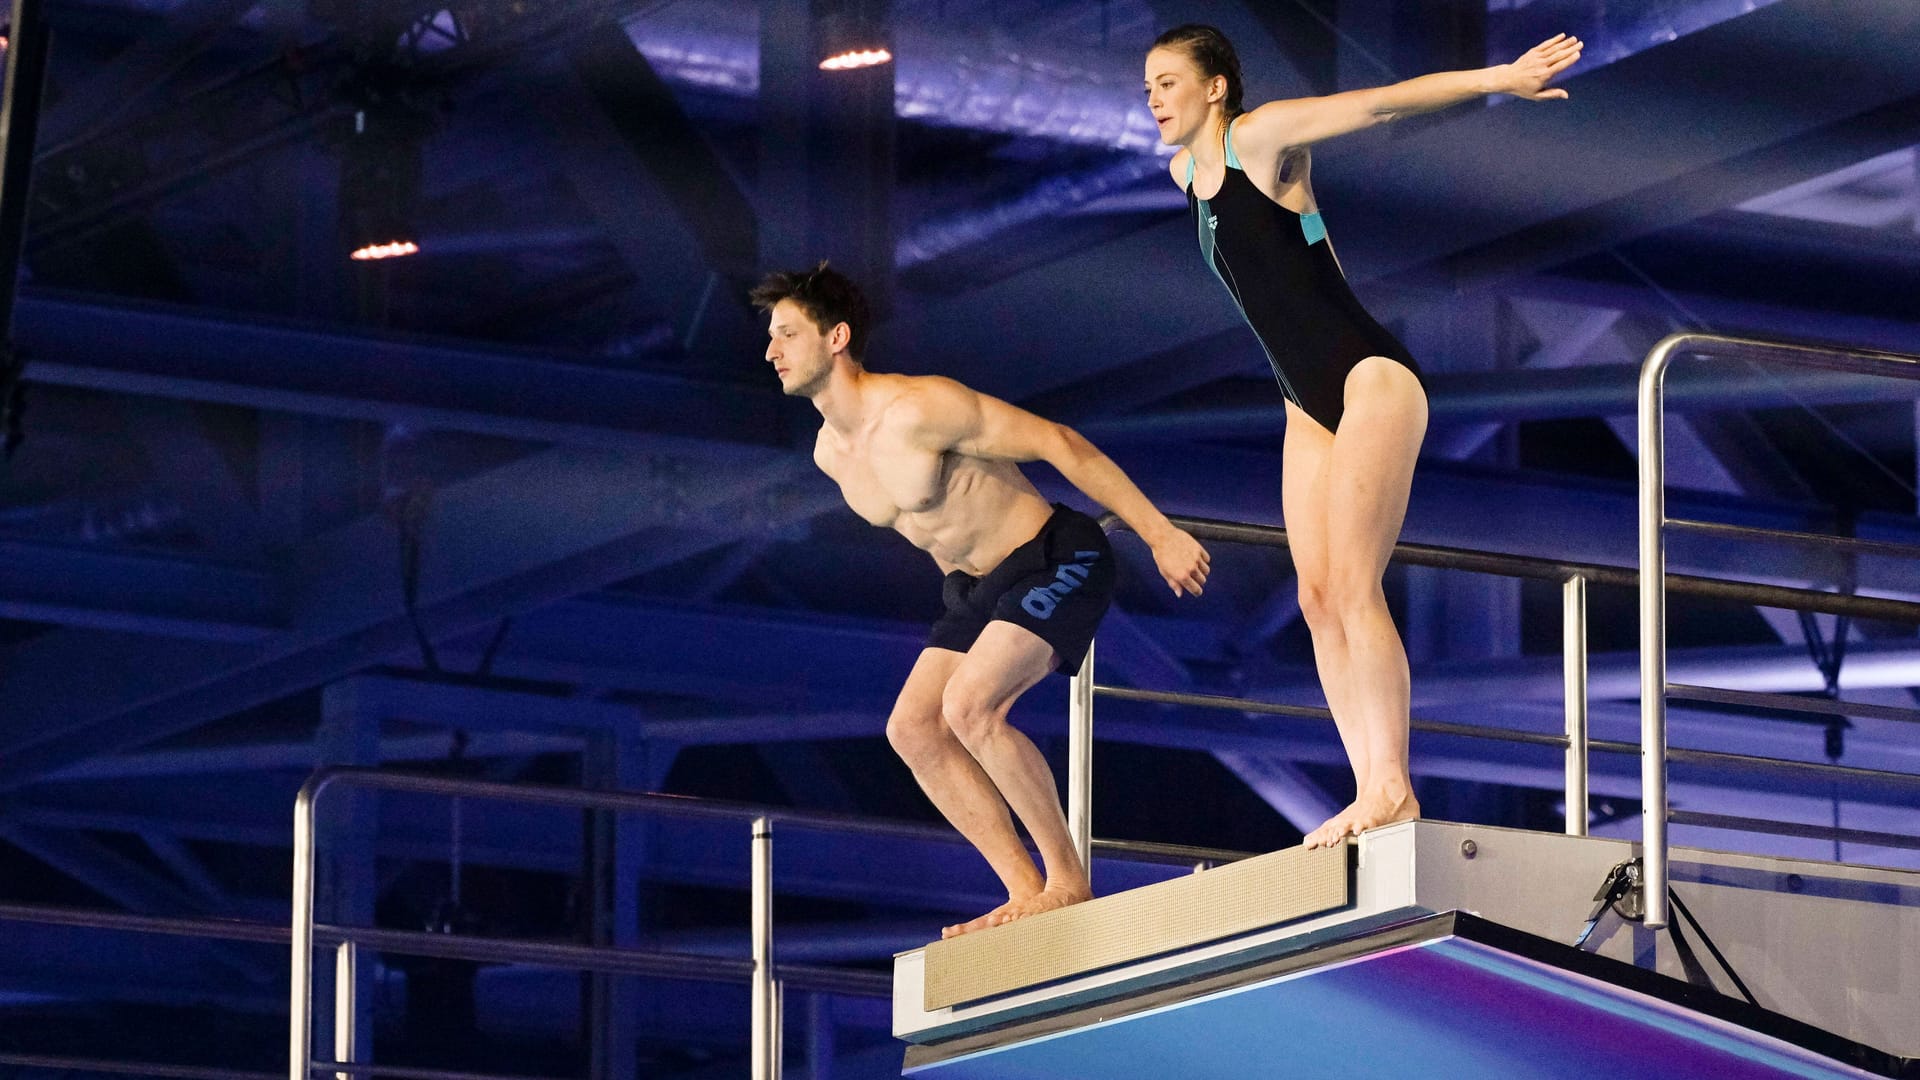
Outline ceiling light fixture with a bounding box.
[339,100,430,264]
[817,5,890,72]
[350,240,420,261]
[819,47,890,71]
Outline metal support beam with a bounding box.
[0,820,274,991]
[570,19,757,278]
[0,446,837,789]
[1351,0,1920,288]
[0,534,280,639]
[45,728,582,782]
[0,821,207,915]
[34,0,258,155]
[584,725,660,1080]
[140,832,232,912]
[758,0,894,307]
[120,397,272,559]
[16,294,787,455]
[1211,752,1340,836]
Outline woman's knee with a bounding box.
[1296,575,1338,630]
[1327,575,1388,628]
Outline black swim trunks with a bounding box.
[926,504,1115,671]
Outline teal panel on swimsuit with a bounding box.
[1300,211,1327,246]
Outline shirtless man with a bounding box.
[751,263,1209,937]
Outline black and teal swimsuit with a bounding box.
[1186,118,1422,434]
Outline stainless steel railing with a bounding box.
[1638,331,1920,928]
[1066,516,1603,877]
[1067,502,1920,901]
[289,767,1251,1080]
[0,1051,280,1080]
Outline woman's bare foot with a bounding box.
[1306,783,1419,849]
[1304,801,1361,850]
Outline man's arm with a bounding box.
[1233,33,1581,153]
[891,378,1210,596]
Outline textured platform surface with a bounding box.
[922,842,1346,1011]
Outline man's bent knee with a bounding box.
[941,683,1006,750]
[886,709,949,764]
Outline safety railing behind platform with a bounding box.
[290,768,1251,1080]
[1638,332,1920,928]
[1067,516,1600,878]
[1066,507,1920,912]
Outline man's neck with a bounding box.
[811,359,871,435]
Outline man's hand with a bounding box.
[1150,528,1210,598]
[1501,33,1582,101]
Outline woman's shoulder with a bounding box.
[1166,147,1191,189]
[1229,106,1286,153]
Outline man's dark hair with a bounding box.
[749,261,872,362]
[1152,24,1245,118]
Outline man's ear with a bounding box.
[830,321,852,353]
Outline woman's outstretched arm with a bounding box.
[1237,33,1582,152]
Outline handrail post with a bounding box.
[750,817,776,1080]
[774,980,786,1080]
[1639,335,1685,930]
[1563,574,1589,837]
[289,775,326,1080]
[333,942,358,1080]
[1067,642,1095,884]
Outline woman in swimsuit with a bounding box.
[1144,25,1582,849]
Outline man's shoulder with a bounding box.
[876,373,976,423]
[876,371,977,397]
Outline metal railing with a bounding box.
[1066,517,1602,876]
[1638,332,1920,927]
[1066,496,1920,910]
[290,767,1251,1080]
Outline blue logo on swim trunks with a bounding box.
[1020,550,1103,620]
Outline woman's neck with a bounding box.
[1186,112,1231,166]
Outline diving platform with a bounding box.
[893,821,1920,1078]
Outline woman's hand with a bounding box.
[1501,33,1583,101]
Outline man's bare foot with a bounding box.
[943,896,1023,939]
[943,864,1053,938]
[990,881,1093,928]
[1305,784,1419,849]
